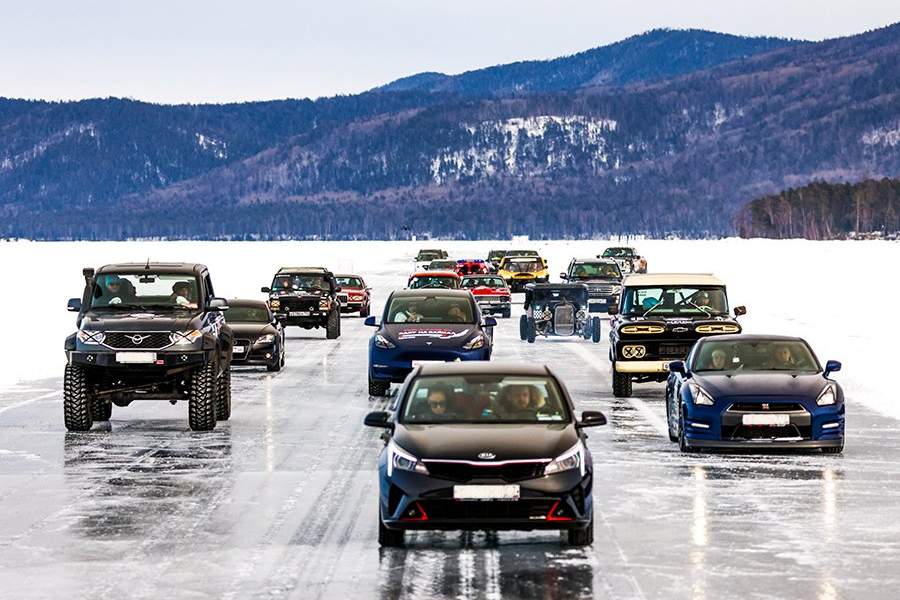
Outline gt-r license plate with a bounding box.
[742,414,790,426]
[289,311,310,317]
[115,352,157,364]
[453,485,520,501]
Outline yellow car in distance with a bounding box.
[498,255,549,292]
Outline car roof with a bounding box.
[623,273,724,287]
[415,361,552,377]
[391,288,471,298]
[572,257,618,264]
[410,271,460,277]
[697,334,808,344]
[276,267,329,274]
[462,273,502,278]
[227,298,269,309]
[527,283,588,290]
[98,263,205,275]
[334,273,363,279]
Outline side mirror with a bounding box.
[261,286,271,294]
[208,297,229,311]
[364,316,378,327]
[483,316,497,327]
[577,411,607,428]
[559,272,568,280]
[364,411,393,429]
[607,305,618,315]
[824,360,842,377]
[669,360,687,375]
[734,305,747,317]
[334,287,342,293]
[67,298,82,312]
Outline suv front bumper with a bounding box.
[67,350,211,369]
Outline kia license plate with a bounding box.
[233,346,246,354]
[742,414,790,426]
[116,352,156,364]
[453,485,520,501]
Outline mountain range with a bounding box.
[1,25,898,240]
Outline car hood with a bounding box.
[394,423,578,461]
[228,323,276,338]
[382,323,478,347]
[470,287,507,296]
[694,372,828,399]
[80,311,198,332]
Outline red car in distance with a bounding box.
[407,271,461,290]
[455,259,491,276]
[461,274,512,318]
[335,274,371,317]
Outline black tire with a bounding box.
[582,320,592,340]
[267,346,283,372]
[216,367,232,421]
[189,362,218,431]
[567,517,594,546]
[326,308,340,339]
[612,368,632,398]
[369,375,390,397]
[519,315,528,340]
[502,307,511,319]
[91,396,112,421]
[360,305,370,318]
[378,513,404,547]
[822,445,844,454]
[63,365,93,432]
[666,387,679,442]
[526,317,536,343]
[591,317,602,343]
[678,404,695,453]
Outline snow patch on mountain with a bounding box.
[0,123,97,173]
[195,133,228,159]
[861,125,900,147]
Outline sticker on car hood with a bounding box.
[397,328,470,341]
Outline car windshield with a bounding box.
[90,272,201,310]
[504,259,542,273]
[272,274,326,290]
[693,339,819,373]
[487,251,506,260]
[530,287,587,305]
[621,286,729,317]
[507,250,538,257]
[416,251,442,261]
[602,248,632,258]
[569,262,621,280]
[386,295,474,323]
[409,276,458,289]
[428,260,457,270]
[335,276,363,288]
[402,375,570,424]
[226,306,270,323]
[461,276,506,289]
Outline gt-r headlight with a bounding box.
[817,384,837,406]
[170,330,202,345]
[689,382,715,406]
[256,334,275,344]
[374,334,395,349]
[77,330,106,345]
[544,441,585,477]
[387,439,428,476]
[462,334,485,350]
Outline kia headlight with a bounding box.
[544,441,585,477]
[817,384,837,406]
[387,440,428,476]
[77,330,106,345]
[257,334,275,344]
[689,382,715,406]
[462,334,485,350]
[170,330,202,345]
[374,334,395,349]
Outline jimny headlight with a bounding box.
[257,334,275,344]
[690,382,715,406]
[463,334,485,350]
[269,299,281,309]
[77,330,106,345]
[170,330,202,345]
[387,440,429,476]
[817,384,837,406]
[374,334,395,349]
[318,298,330,310]
[544,441,585,477]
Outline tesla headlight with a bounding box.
[374,334,395,349]
[817,384,837,406]
[387,440,429,476]
[170,330,202,345]
[689,382,715,406]
[77,330,106,345]
[257,334,275,344]
[462,334,485,350]
[544,441,585,477]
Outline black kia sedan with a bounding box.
[364,362,607,547]
[224,299,285,372]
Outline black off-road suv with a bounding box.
[63,263,234,432]
[262,267,341,339]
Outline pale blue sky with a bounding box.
[1,1,898,104]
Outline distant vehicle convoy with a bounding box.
[64,244,844,548]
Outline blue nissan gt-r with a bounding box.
[365,289,495,396]
[666,334,844,453]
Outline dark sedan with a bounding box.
[666,335,844,453]
[364,362,607,547]
[224,299,285,372]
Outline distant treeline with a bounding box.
[735,178,900,239]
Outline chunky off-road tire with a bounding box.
[591,317,602,343]
[360,305,370,318]
[189,362,218,431]
[822,445,844,454]
[64,365,93,432]
[369,376,390,397]
[612,368,632,398]
[326,309,340,339]
[91,396,112,421]
[519,315,528,340]
[526,317,536,343]
[215,367,232,421]
[567,517,594,546]
[378,514,404,547]
[501,308,511,319]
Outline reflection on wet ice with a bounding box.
[690,465,708,600]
